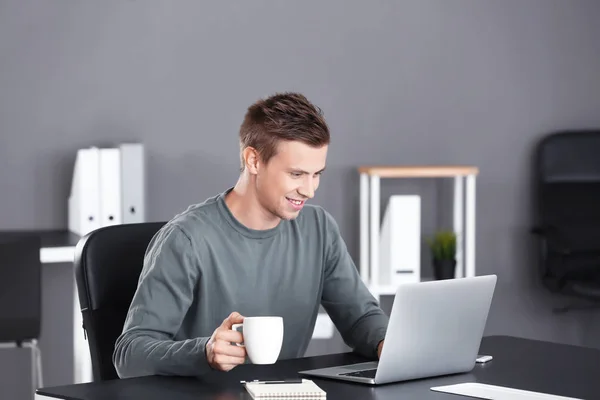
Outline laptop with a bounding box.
[299,274,497,385]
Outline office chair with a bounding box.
[73,221,166,381]
[0,235,43,393]
[531,130,600,312]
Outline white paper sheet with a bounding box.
[430,382,582,400]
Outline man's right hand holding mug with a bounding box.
[206,312,247,371]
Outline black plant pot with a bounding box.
[433,259,456,280]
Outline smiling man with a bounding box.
[112,92,389,378]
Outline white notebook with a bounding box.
[243,379,326,399]
[431,382,582,400]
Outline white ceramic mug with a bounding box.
[232,316,284,364]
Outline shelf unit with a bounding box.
[358,165,479,299]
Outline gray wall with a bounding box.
[2,0,600,398]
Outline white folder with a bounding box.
[68,147,101,236]
[98,148,122,227]
[379,195,421,286]
[119,143,145,224]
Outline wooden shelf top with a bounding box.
[357,165,479,178]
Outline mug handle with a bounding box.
[231,323,245,347]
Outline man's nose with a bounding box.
[299,178,316,199]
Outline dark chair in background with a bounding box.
[73,222,166,381]
[0,235,43,393]
[531,130,600,311]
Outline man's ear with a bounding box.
[242,147,260,174]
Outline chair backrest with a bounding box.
[0,235,41,343]
[533,130,600,252]
[74,222,166,381]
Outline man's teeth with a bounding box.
[288,198,302,205]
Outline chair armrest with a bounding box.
[567,281,600,299]
[530,225,572,254]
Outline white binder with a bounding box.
[68,144,147,235]
[119,143,145,224]
[379,195,421,286]
[98,148,122,227]
[68,147,101,236]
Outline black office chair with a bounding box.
[73,222,166,381]
[0,235,43,393]
[531,130,600,311]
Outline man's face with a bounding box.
[255,140,328,221]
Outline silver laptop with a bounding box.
[299,275,497,385]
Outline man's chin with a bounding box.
[278,210,301,221]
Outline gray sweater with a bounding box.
[113,189,389,378]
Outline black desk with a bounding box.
[0,229,80,263]
[0,229,79,247]
[35,335,599,399]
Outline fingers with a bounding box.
[211,353,246,367]
[208,312,248,372]
[207,338,247,371]
[215,329,244,345]
[212,339,246,358]
[212,362,242,372]
[221,311,245,328]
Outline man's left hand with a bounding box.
[377,340,384,358]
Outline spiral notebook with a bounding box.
[243,379,326,399]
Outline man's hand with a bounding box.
[377,340,384,358]
[206,312,247,371]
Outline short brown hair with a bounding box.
[239,92,330,171]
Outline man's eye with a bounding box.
[291,172,302,177]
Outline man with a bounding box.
[113,92,389,378]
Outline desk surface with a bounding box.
[0,229,80,263]
[0,229,79,248]
[36,335,599,400]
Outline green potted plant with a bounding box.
[426,230,457,280]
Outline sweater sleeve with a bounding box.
[112,223,211,378]
[320,210,389,359]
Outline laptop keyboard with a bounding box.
[339,368,377,378]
